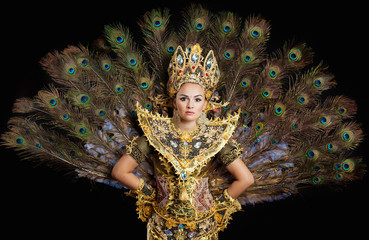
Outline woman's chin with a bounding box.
[180,114,200,122]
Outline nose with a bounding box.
[187,99,194,109]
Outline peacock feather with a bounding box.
[1,4,365,205]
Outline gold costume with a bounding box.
[127,105,242,239]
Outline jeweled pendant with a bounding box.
[170,140,178,148]
[180,170,187,180]
[165,229,173,236]
[194,142,202,148]
[192,53,199,62]
[188,232,196,238]
[206,57,213,67]
[178,224,184,232]
[177,55,184,64]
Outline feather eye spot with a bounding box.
[62,113,70,120]
[335,173,343,180]
[275,107,282,114]
[78,127,87,134]
[154,20,162,27]
[115,36,124,44]
[306,149,319,161]
[313,165,320,172]
[249,26,262,38]
[196,22,204,30]
[68,67,76,75]
[320,116,327,124]
[251,30,260,38]
[223,25,231,33]
[313,78,322,88]
[103,63,111,71]
[35,142,42,148]
[307,150,314,158]
[342,159,355,172]
[243,51,254,63]
[146,104,152,109]
[167,46,175,53]
[312,176,323,184]
[341,130,353,142]
[298,96,306,104]
[80,95,89,103]
[16,137,24,145]
[241,80,248,87]
[224,52,232,59]
[49,98,57,106]
[288,48,302,61]
[129,58,137,66]
[338,107,347,115]
[289,52,297,61]
[334,163,341,170]
[98,109,106,116]
[274,103,285,116]
[255,122,264,133]
[327,143,334,150]
[268,66,280,79]
[141,82,149,89]
[269,70,277,78]
[261,89,271,98]
[81,59,89,67]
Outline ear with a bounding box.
[173,98,177,109]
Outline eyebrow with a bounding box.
[179,94,204,98]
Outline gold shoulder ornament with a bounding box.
[135,103,239,178]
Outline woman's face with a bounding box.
[173,83,207,123]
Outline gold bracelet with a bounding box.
[134,177,145,194]
[223,189,236,203]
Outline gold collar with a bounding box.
[135,103,239,176]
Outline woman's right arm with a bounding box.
[111,153,141,190]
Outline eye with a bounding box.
[180,97,186,101]
[195,98,202,102]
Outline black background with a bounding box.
[1,1,368,238]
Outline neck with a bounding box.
[176,120,198,132]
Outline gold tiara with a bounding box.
[167,44,220,99]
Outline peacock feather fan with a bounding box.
[1,4,365,204]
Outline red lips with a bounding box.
[185,111,195,115]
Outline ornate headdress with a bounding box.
[167,44,220,100]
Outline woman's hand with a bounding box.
[225,158,254,199]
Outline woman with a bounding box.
[112,45,254,239]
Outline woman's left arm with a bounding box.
[225,158,254,199]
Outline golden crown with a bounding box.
[167,44,219,99]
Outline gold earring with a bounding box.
[197,111,208,126]
[173,108,181,126]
